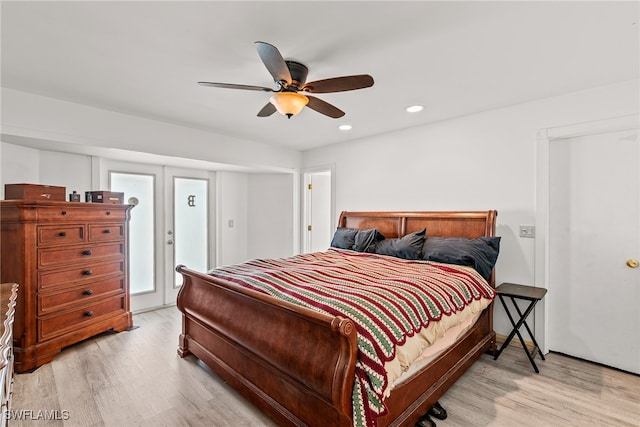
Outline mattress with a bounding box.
[388,307,484,393]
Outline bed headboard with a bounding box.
[338,210,499,287]
[338,210,498,239]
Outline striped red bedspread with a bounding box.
[208,248,495,427]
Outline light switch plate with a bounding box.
[519,225,535,238]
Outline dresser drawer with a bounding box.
[38,277,125,314]
[38,224,85,246]
[38,242,124,268]
[36,206,126,222]
[38,260,125,291]
[88,223,125,242]
[38,296,126,341]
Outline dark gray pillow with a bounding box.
[330,227,359,250]
[353,228,385,252]
[330,228,384,252]
[421,236,501,280]
[374,228,426,260]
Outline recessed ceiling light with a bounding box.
[406,105,424,113]
[338,124,352,131]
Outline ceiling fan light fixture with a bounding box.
[270,92,309,118]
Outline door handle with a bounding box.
[626,259,639,269]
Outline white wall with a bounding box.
[216,172,295,265]
[2,88,301,171]
[216,171,249,266]
[39,150,93,197]
[302,79,640,337]
[247,173,295,260]
[0,143,41,196]
[1,142,93,200]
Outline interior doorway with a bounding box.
[303,168,334,253]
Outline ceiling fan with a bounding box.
[198,41,374,119]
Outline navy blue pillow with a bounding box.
[374,228,426,260]
[421,236,500,280]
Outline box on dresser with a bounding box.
[4,184,66,201]
[86,191,124,204]
[0,200,133,373]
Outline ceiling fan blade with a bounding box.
[257,102,277,117]
[306,96,345,118]
[198,81,274,92]
[255,41,292,86]
[302,74,374,93]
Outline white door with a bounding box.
[105,162,164,312]
[164,168,213,304]
[101,161,213,312]
[547,127,639,373]
[303,169,332,253]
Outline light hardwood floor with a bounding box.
[10,307,640,426]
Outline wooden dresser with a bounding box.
[0,283,18,427]
[0,200,133,373]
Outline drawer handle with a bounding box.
[61,211,67,216]
[82,249,93,256]
[83,289,94,296]
[106,211,111,216]
[59,231,67,237]
[82,270,93,276]
[85,311,94,317]
[103,229,111,234]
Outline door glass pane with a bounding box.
[110,172,155,294]
[174,177,208,287]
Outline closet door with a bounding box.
[548,127,639,374]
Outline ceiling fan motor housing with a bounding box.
[285,61,308,89]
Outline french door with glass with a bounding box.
[101,160,213,312]
[163,168,212,304]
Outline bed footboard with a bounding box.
[176,265,359,427]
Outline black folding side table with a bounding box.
[493,282,547,373]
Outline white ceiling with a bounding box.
[2,1,638,152]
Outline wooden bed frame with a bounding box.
[176,210,498,427]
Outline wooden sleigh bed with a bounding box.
[176,211,498,427]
